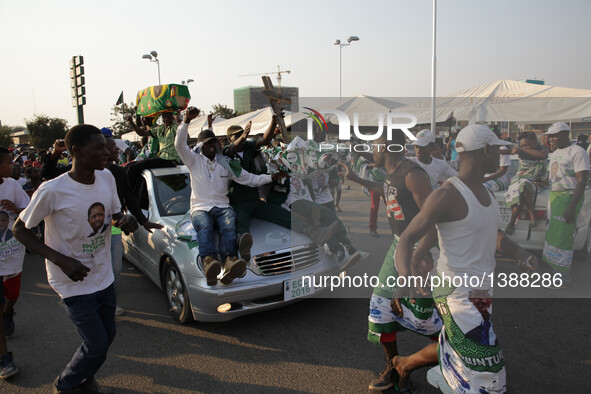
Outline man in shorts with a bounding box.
[393,125,539,393]
[341,130,441,392]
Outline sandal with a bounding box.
[528,222,538,229]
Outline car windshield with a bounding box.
[153,173,191,216]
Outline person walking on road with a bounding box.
[14,125,139,393]
[543,122,589,287]
[393,124,539,393]
[341,130,441,392]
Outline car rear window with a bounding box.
[154,174,191,216]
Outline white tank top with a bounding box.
[436,177,500,289]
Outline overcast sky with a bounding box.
[1,0,590,128]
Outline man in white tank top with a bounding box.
[393,125,539,394]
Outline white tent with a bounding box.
[212,107,302,136]
[314,94,405,126]
[187,115,226,138]
[398,79,591,124]
[120,114,226,142]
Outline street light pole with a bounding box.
[431,0,437,135]
[334,36,359,99]
[142,50,161,85]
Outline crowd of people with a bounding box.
[0,109,588,393]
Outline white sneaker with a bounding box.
[115,306,125,316]
[426,366,454,394]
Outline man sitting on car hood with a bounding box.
[175,107,287,286]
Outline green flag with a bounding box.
[115,91,124,105]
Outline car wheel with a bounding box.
[161,258,194,324]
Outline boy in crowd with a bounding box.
[14,125,139,393]
[0,148,31,338]
[504,131,548,234]
[0,147,29,379]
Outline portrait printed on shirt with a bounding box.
[84,202,108,257]
[0,209,24,259]
[312,174,329,195]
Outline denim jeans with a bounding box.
[110,233,122,288]
[191,207,237,260]
[56,283,116,390]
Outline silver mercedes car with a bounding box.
[122,166,347,323]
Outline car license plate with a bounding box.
[284,276,315,301]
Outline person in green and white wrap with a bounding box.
[393,125,539,393]
[543,122,589,288]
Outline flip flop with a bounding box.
[528,222,538,229]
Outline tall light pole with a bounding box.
[334,36,359,99]
[142,50,161,85]
[431,1,437,135]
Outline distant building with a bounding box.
[234,86,299,114]
[11,129,30,145]
[520,78,545,85]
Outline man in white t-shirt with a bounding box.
[0,149,31,341]
[410,129,457,190]
[0,146,30,379]
[14,125,139,393]
[543,122,590,287]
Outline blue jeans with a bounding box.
[191,207,237,260]
[57,283,116,390]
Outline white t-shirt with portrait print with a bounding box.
[0,177,30,276]
[548,144,590,193]
[310,173,333,205]
[19,170,121,298]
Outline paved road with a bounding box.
[1,184,590,393]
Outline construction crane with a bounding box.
[239,65,291,89]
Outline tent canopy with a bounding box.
[212,107,303,136]
[313,94,405,126]
[398,79,591,124]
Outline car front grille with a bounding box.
[252,244,320,276]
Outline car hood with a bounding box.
[159,215,313,255]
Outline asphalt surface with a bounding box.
[1,183,590,393]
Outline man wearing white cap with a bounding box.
[543,122,589,287]
[411,129,457,190]
[393,124,539,393]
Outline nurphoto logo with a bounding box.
[304,108,418,152]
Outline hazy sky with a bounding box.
[1,0,590,128]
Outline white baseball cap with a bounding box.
[412,129,436,147]
[544,122,570,135]
[455,125,512,153]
